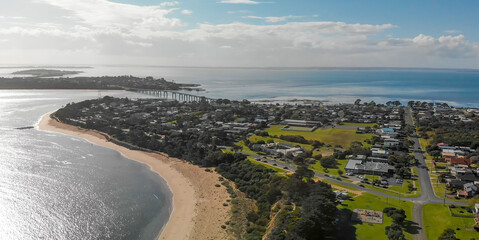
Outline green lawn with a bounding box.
[247,157,286,173]
[341,122,379,128]
[423,204,478,240]
[248,135,313,151]
[285,126,315,131]
[340,193,415,240]
[265,125,375,148]
[235,140,261,155]
[309,159,348,176]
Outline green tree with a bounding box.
[438,228,457,240]
[385,224,405,240]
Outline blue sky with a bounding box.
[109,0,479,40]
[0,0,477,68]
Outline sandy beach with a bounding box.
[38,112,231,240]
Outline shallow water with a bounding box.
[0,90,171,240]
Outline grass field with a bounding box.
[423,204,478,240]
[342,122,379,128]
[339,193,415,240]
[265,125,375,148]
[309,159,348,176]
[248,135,313,151]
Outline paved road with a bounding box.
[242,108,467,240]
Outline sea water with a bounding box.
[0,90,171,240]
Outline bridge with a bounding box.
[131,89,215,103]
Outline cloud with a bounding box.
[444,30,461,34]
[227,10,252,14]
[242,15,303,23]
[159,1,179,7]
[0,0,477,68]
[36,0,183,33]
[218,0,262,4]
[181,9,193,15]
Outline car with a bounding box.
[358,176,364,179]
[272,163,277,166]
[359,184,365,188]
[283,166,288,169]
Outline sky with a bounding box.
[0,0,478,68]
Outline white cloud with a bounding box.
[181,9,193,15]
[218,0,262,4]
[36,0,183,34]
[242,15,303,23]
[444,30,461,34]
[159,1,179,7]
[0,0,477,68]
[227,10,252,14]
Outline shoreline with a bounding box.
[37,112,231,240]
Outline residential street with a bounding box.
[243,108,468,240]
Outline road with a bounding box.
[242,108,468,240]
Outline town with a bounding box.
[53,96,479,240]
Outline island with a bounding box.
[12,69,83,77]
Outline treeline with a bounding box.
[416,113,479,149]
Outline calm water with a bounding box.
[0,90,171,240]
[2,66,477,106]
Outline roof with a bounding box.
[356,162,393,173]
[345,160,363,170]
[447,158,472,165]
[458,173,479,182]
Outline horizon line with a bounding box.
[0,64,478,72]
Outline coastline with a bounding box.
[38,112,231,240]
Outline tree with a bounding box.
[408,182,414,192]
[320,156,338,169]
[385,224,405,240]
[390,212,406,225]
[438,228,457,240]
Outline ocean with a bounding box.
[0,90,171,240]
[2,66,477,107]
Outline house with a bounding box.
[446,179,466,189]
[463,182,479,197]
[457,172,479,183]
[372,148,389,158]
[446,158,472,166]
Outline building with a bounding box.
[345,160,394,176]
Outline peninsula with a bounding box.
[47,96,479,240]
[0,75,201,91]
